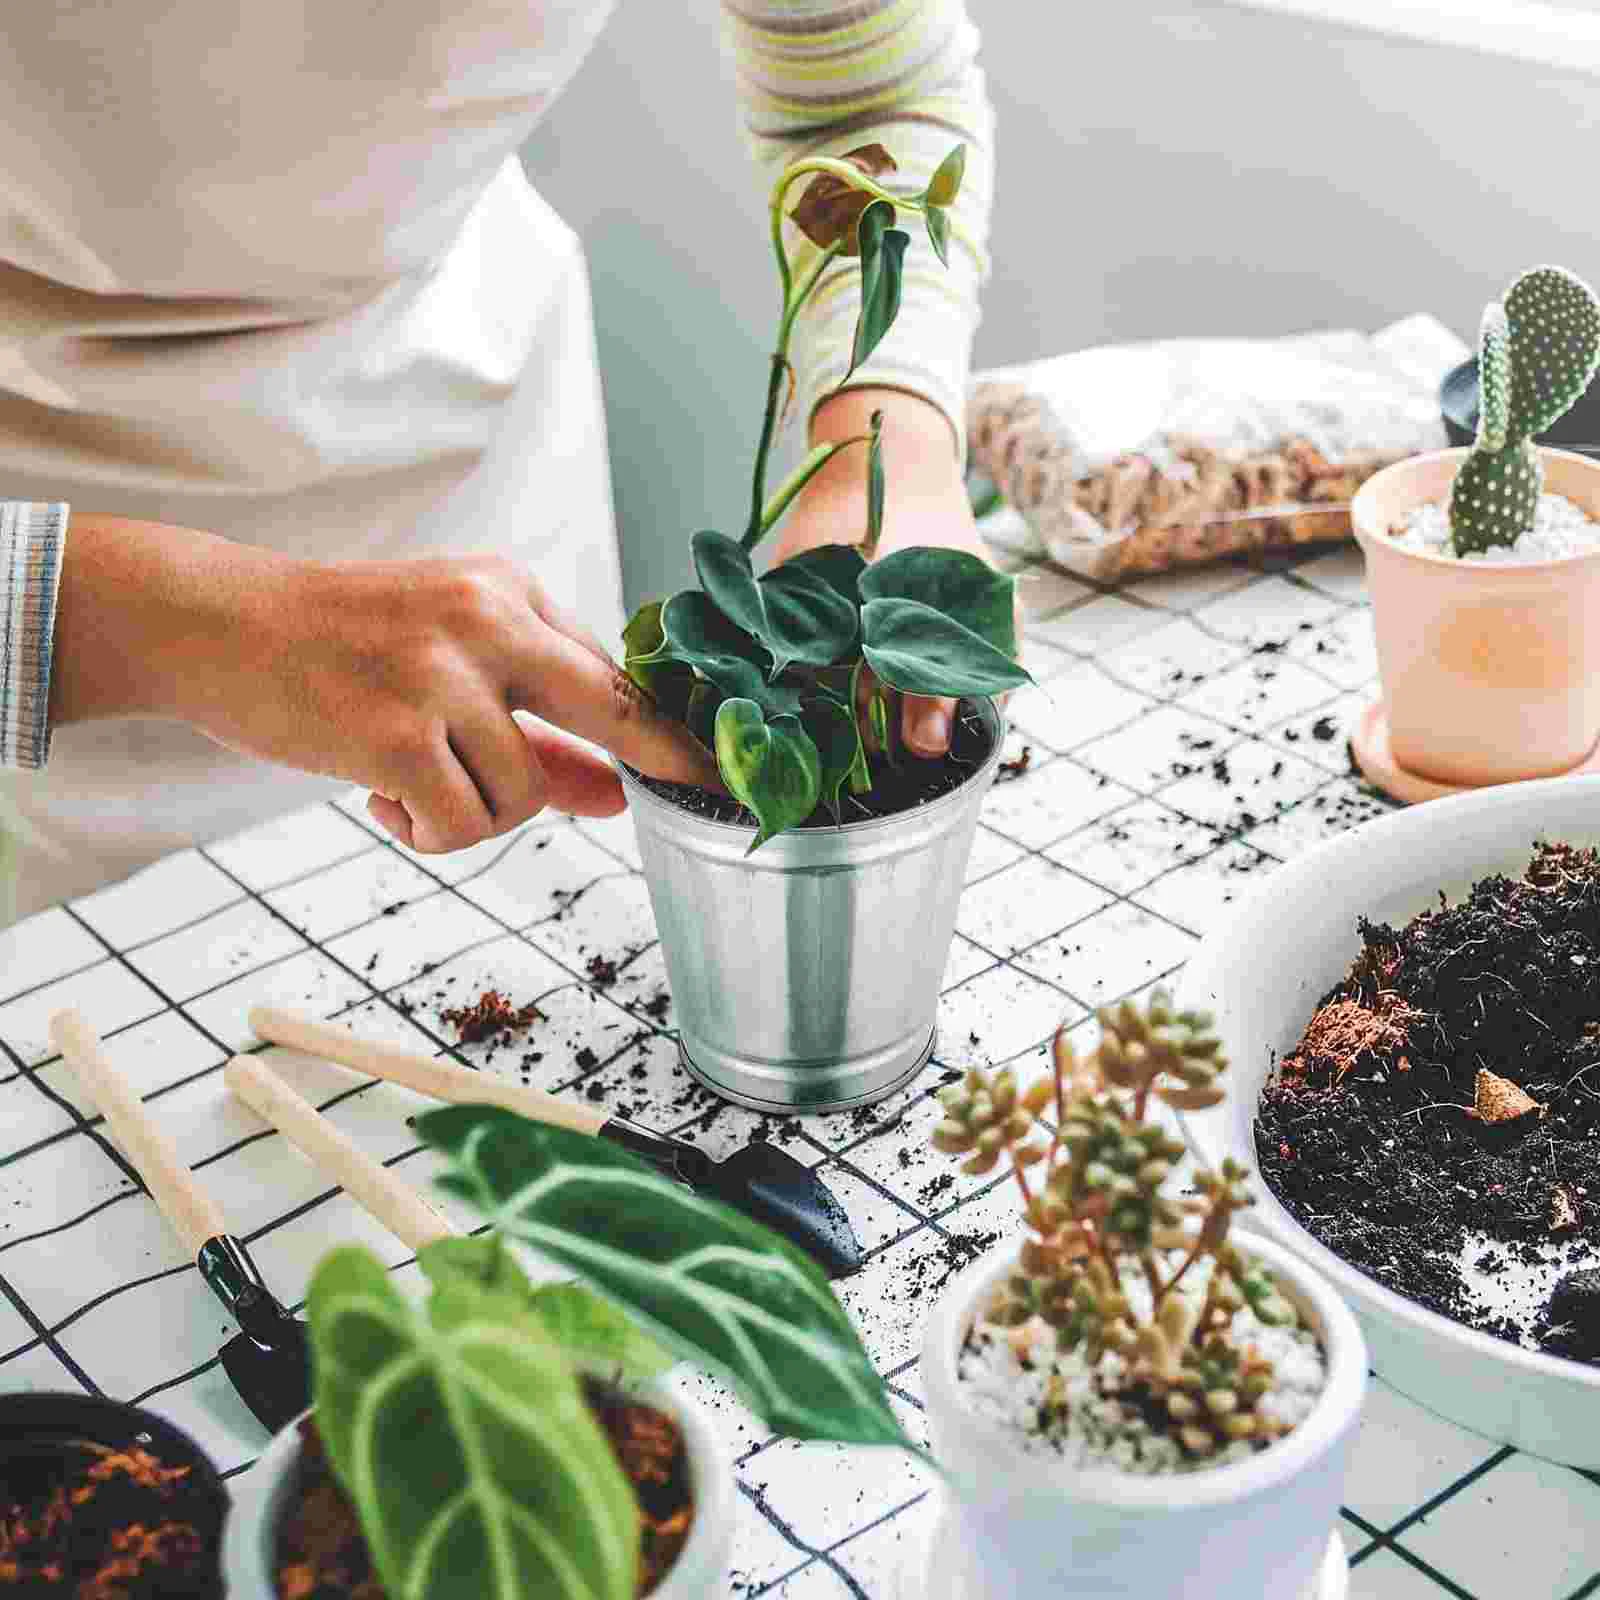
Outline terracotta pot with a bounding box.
[221,1382,733,1598]
[1352,447,1600,786]
[919,1238,1366,1600]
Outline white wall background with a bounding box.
[521,1,1600,614]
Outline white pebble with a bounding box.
[1392,493,1600,563]
[952,1254,1328,1478]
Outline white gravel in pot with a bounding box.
[1392,493,1600,562]
[954,1254,1327,1476]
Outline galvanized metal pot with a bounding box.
[618,697,1004,1113]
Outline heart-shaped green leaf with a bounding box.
[621,601,697,720]
[659,590,801,716]
[691,530,767,643]
[801,696,865,821]
[859,547,1020,658]
[417,1236,672,1382]
[307,1244,639,1600]
[760,564,860,666]
[924,204,951,268]
[778,543,868,608]
[694,531,858,675]
[685,680,721,749]
[846,202,908,384]
[415,1106,913,1450]
[715,699,821,847]
[925,144,966,208]
[862,597,1032,697]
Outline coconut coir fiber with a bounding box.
[275,1383,692,1599]
[1256,841,1600,1362]
[0,1442,215,1597]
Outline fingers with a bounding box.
[381,727,494,854]
[902,695,955,759]
[367,792,415,847]
[449,713,549,834]
[510,622,722,790]
[513,713,626,817]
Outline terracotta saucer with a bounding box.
[1350,700,1600,806]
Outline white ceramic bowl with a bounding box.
[1178,774,1600,1468]
[920,1236,1366,1600]
[221,1381,734,1598]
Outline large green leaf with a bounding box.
[659,590,800,716]
[715,699,821,848]
[621,601,696,720]
[845,202,908,384]
[307,1245,638,1600]
[418,1236,672,1382]
[693,531,858,675]
[760,565,860,666]
[859,548,1019,658]
[777,543,867,609]
[801,696,865,822]
[416,1107,912,1451]
[861,597,1032,697]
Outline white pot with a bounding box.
[1178,775,1600,1467]
[221,1381,733,1598]
[919,1236,1367,1600]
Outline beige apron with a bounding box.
[0,0,624,919]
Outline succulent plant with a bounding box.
[1449,266,1600,556]
[931,989,1304,1459]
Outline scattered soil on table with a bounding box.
[438,989,544,1045]
[0,1441,219,1596]
[628,700,994,828]
[274,1388,692,1600]
[1255,841,1600,1363]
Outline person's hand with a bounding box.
[769,387,1019,758]
[49,516,720,852]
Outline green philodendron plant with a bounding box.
[306,1106,913,1600]
[622,142,1032,849]
[1449,265,1600,556]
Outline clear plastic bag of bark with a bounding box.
[966,314,1469,583]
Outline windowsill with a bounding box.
[1222,0,1600,76]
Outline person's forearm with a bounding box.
[48,513,294,728]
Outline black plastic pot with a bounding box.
[1441,356,1600,457]
[0,1391,229,1591]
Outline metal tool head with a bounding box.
[601,1119,865,1278]
[200,1236,311,1435]
[707,1141,865,1279]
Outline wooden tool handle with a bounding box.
[50,1010,226,1255]
[224,1055,455,1252]
[248,1006,609,1136]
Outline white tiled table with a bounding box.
[2,524,1597,1598]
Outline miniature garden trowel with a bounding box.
[48,1011,310,1436]
[248,1006,865,1278]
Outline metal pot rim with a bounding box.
[617,694,1005,840]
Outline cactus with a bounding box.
[931,989,1306,1459]
[1449,266,1600,556]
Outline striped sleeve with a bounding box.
[0,501,69,769]
[721,0,994,450]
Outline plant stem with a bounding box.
[743,239,845,551]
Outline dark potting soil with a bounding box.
[274,1387,693,1600]
[0,1441,218,1597]
[628,699,994,829]
[1255,841,1600,1364]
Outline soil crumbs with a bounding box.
[630,700,993,828]
[1256,841,1600,1364]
